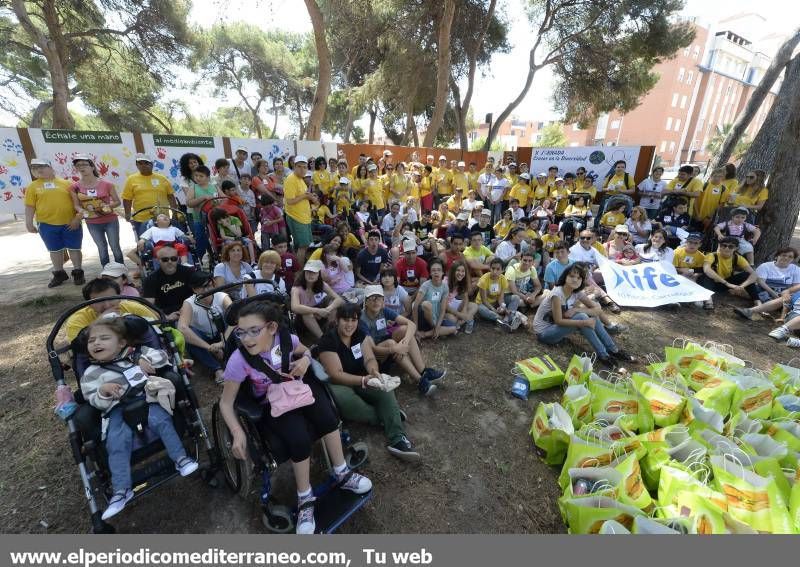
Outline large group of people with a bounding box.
[26,145,792,534]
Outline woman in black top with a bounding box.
[317,304,419,462]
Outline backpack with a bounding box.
[710,250,745,275]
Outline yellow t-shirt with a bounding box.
[464,245,493,264]
[550,186,571,214]
[693,182,727,221]
[419,176,433,197]
[592,241,608,257]
[467,171,480,192]
[603,172,635,194]
[563,204,589,218]
[452,172,469,194]
[730,187,769,207]
[436,169,453,196]
[24,177,75,225]
[445,195,463,213]
[532,184,549,202]
[673,247,705,270]
[314,204,332,224]
[312,170,334,196]
[335,186,353,212]
[408,180,420,200]
[541,233,560,253]
[704,252,750,280]
[352,178,366,199]
[284,173,312,224]
[121,173,174,222]
[391,173,410,201]
[477,273,509,305]
[666,177,704,215]
[600,211,627,228]
[579,183,598,200]
[364,178,385,209]
[65,301,157,342]
[342,232,361,250]
[493,219,513,239]
[506,173,519,186]
[722,178,738,196]
[509,183,532,208]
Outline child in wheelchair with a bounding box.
[81,316,199,521]
[136,213,194,266]
[219,301,372,534]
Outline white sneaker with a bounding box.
[101,489,134,521]
[296,496,316,535]
[176,457,199,477]
[769,326,790,340]
[336,469,373,494]
[510,311,525,331]
[464,319,475,334]
[787,337,800,348]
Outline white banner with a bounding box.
[596,255,712,307]
[0,128,32,215]
[141,133,224,201]
[229,137,293,169]
[530,146,643,188]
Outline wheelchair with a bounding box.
[203,197,259,267]
[205,282,372,533]
[46,297,218,533]
[559,192,594,245]
[131,206,199,279]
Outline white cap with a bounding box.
[235,146,248,154]
[427,154,434,159]
[304,259,324,273]
[456,212,469,221]
[100,261,129,278]
[383,149,393,156]
[614,224,629,234]
[457,161,465,167]
[402,239,417,253]
[537,172,547,177]
[339,176,350,184]
[134,153,153,163]
[364,284,384,298]
[439,155,447,161]
[304,171,312,178]
[480,208,492,216]
[72,153,93,163]
[508,162,517,167]
[555,177,564,182]
[402,230,417,241]
[367,164,378,171]
[519,172,531,180]
[30,158,51,166]
[294,155,308,164]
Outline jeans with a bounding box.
[328,383,405,445]
[86,218,123,266]
[106,403,187,492]
[476,295,520,321]
[536,312,617,358]
[131,220,149,238]
[191,219,209,263]
[187,327,222,371]
[698,272,760,300]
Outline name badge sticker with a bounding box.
[123,365,148,387]
[351,343,363,359]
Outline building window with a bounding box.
[693,45,700,59]
[660,140,667,152]
[572,123,580,131]
[680,95,687,109]
[610,119,620,130]
[678,67,685,82]
[683,46,690,57]
[687,71,694,85]
[665,117,673,130]
[671,93,679,107]
[674,118,682,132]
[669,141,676,153]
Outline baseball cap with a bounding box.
[188,270,214,288]
[304,171,312,178]
[294,155,308,164]
[537,172,547,178]
[439,155,447,161]
[456,212,469,221]
[402,239,417,253]
[508,162,517,168]
[427,154,434,159]
[686,232,703,242]
[614,224,629,234]
[339,177,350,184]
[480,209,492,216]
[303,259,324,273]
[72,153,94,164]
[134,153,153,163]
[364,284,384,298]
[457,161,465,167]
[731,207,749,216]
[519,172,531,180]
[30,158,51,166]
[100,262,128,278]
[235,146,248,154]
[367,163,378,171]
[383,149,393,156]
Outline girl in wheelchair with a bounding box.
[219,302,372,534]
[81,317,199,521]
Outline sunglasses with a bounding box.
[234,325,267,339]
[719,244,737,249]
[158,256,179,262]
[580,236,593,241]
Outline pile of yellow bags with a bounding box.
[527,340,800,534]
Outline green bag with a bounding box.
[681,397,724,433]
[685,360,724,392]
[724,410,763,437]
[647,361,687,386]
[588,375,639,417]
[641,435,706,492]
[564,353,593,386]
[530,402,574,465]
[763,420,800,453]
[612,452,652,511]
[598,520,631,534]
[676,492,728,534]
[710,455,796,533]
[789,481,800,532]
[664,344,711,376]
[657,462,726,518]
[634,379,686,428]
[562,466,622,504]
[630,516,681,534]
[558,436,618,491]
[561,384,592,428]
[769,362,800,390]
[694,377,737,417]
[515,355,564,390]
[560,495,643,534]
[772,394,800,421]
[729,374,775,420]
[752,457,792,507]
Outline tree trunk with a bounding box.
[753,54,800,264]
[738,55,800,179]
[422,0,457,147]
[29,100,55,128]
[411,119,420,147]
[712,26,800,169]
[252,111,263,138]
[368,105,377,144]
[272,99,279,138]
[343,101,354,143]
[451,78,467,150]
[303,0,332,141]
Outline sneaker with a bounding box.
[734,307,754,320]
[296,496,316,535]
[71,269,85,286]
[399,409,408,422]
[418,377,437,397]
[336,469,372,494]
[176,457,199,477]
[610,349,636,363]
[464,319,475,335]
[48,270,69,288]
[496,319,512,332]
[769,326,790,340]
[421,368,446,383]
[703,299,714,310]
[509,312,524,331]
[101,489,134,521]
[693,301,704,308]
[387,436,421,463]
[606,323,628,335]
[787,337,800,348]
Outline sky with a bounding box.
[3,0,799,137]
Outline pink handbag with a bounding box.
[267,379,315,417]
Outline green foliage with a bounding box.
[706,123,751,162]
[470,135,504,151]
[534,123,568,147]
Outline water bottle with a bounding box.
[54,385,77,421]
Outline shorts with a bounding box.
[737,239,754,255]
[286,216,312,248]
[38,222,83,252]
[417,304,457,332]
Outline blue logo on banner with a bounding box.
[608,263,680,291]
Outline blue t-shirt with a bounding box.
[359,307,399,344]
[356,246,390,283]
[544,260,571,288]
[446,223,472,241]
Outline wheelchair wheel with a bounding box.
[212,402,253,497]
[346,441,369,470]
[262,503,294,534]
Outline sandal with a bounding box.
[600,297,621,314]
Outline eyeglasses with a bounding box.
[234,325,267,339]
[719,244,737,249]
[158,256,179,262]
[579,236,593,241]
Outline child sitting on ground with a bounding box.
[136,213,193,265]
[81,317,198,521]
[655,198,691,238]
[210,207,256,262]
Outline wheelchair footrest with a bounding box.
[313,484,373,534]
[131,455,178,487]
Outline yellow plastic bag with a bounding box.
[560,495,643,534]
[588,375,639,417]
[515,355,564,390]
[634,379,686,428]
[561,384,592,428]
[530,402,574,465]
[612,452,652,511]
[729,374,775,420]
[564,353,594,386]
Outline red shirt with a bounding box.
[442,250,463,273]
[280,252,299,288]
[395,256,429,289]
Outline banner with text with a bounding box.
[141,134,224,201]
[530,146,642,188]
[0,128,32,215]
[28,129,138,191]
[597,255,712,307]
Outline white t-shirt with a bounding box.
[184,292,227,337]
[489,177,509,203]
[569,243,602,268]
[634,243,674,264]
[383,286,409,312]
[625,218,652,245]
[495,240,518,262]
[140,225,186,243]
[637,178,668,209]
[756,262,800,292]
[477,173,495,199]
[533,286,584,334]
[248,269,287,296]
